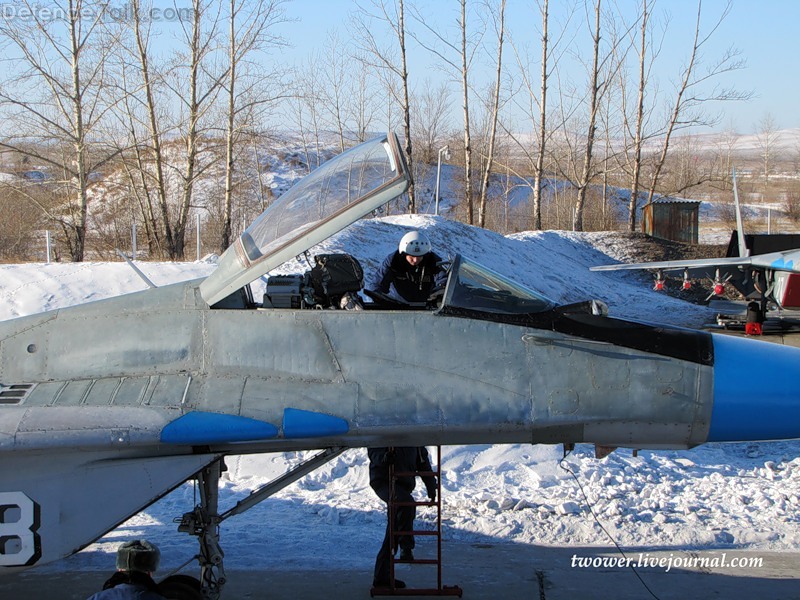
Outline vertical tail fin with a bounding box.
[732,167,749,257]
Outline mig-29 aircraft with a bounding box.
[1,133,800,598]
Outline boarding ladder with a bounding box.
[370,446,462,597]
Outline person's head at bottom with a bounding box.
[116,539,161,575]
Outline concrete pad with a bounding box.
[1,544,797,599]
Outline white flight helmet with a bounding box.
[398,231,432,257]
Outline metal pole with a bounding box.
[132,222,137,260]
[435,145,449,216]
[435,152,443,216]
[45,231,51,264]
[768,208,772,234]
[196,213,201,261]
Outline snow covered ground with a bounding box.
[2,215,799,576]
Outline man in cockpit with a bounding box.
[369,231,448,304]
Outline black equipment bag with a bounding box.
[308,254,364,305]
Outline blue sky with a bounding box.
[278,0,799,135]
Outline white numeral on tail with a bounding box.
[0,491,41,566]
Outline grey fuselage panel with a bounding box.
[0,280,713,452]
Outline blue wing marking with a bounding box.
[161,411,279,444]
[770,257,795,270]
[282,408,349,439]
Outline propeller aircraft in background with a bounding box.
[592,170,800,333]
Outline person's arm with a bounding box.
[368,447,394,466]
[417,447,437,500]
[431,253,449,289]
[369,253,395,294]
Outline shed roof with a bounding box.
[648,197,701,205]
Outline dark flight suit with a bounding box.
[368,447,437,585]
[371,251,447,303]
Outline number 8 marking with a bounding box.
[0,492,41,567]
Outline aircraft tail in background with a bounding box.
[732,167,749,258]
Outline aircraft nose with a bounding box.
[708,334,800,442]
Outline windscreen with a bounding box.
[444,256,556,314]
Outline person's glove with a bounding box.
[427,286,445,302]
[426,480,437,502]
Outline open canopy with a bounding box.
[200,133,409,306]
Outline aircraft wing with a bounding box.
[0,401,309,571]
[0,406,288,451]
[590,249,800,274]
[590,255,757,273]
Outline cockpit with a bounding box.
[198,131,557,318]
[199,133,408,307]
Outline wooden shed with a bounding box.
[641,198,701,244]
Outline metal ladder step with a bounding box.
[370,445,463,598]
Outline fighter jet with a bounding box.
[1,133,800,598]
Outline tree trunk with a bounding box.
[461,0,473,224]
[398,0,416,213]
[132,0,173,258]
[573,0,602,232]
[175,0,204,261]
[628,0,648,232]
[221,0,237,254]
[532,0,549,231]
[69,0,88,261]
[477,0,506,229]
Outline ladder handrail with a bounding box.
[376,445,462,597]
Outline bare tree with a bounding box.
[313,33,380,148]
[114,0,228,259]
[755,112,780,204]
[0,0,123,261]
[571,0,612,231]
[643,0,751,209]
[353,0,417,211]
[715,121,740,191]
[409,80,451,213]
[220,0,289,253]
[625,0,651,231]
[348,48,380,143]
[318,31,350,152]
[411,80,451,165]
[458,0,475,223]
[121,0,173,258]
[532,0,551,231]
[505,0,571,230]
[0,184,48,261]
[477,0,506,228]
[169,0,227,259]
[288,57,326,172]
[598,76,622,230]
[409,0,486,223]
[551,0,636,232]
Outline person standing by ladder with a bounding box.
[368,446,437,589]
